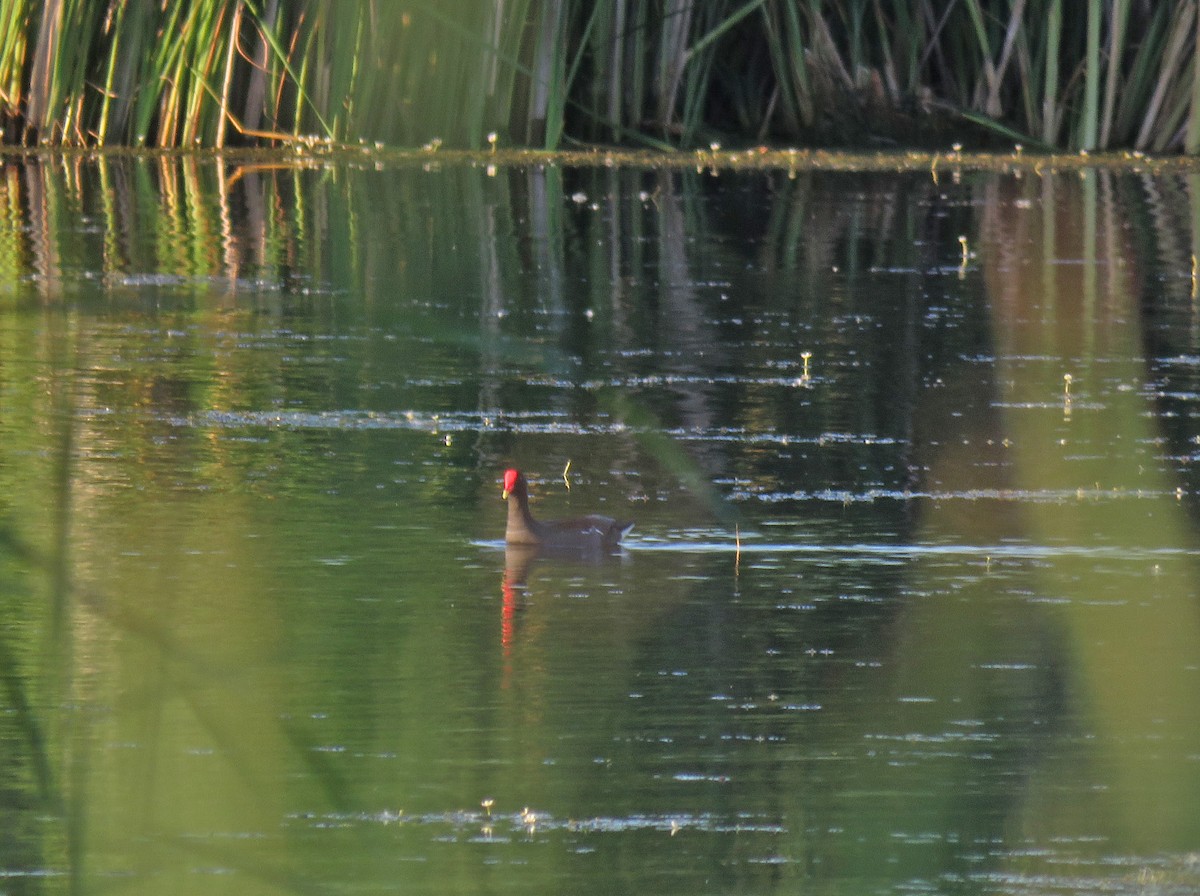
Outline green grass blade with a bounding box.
[1188,0,1200,153]
[689,0,768,58]
[1100,0,1131,148]
[242,0,333,140]
[1042,0,1062,145]
[1080,0,1102,150]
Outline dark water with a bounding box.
[1,152,1199,894]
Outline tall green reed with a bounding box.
[3,1,1200,152]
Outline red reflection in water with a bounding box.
[501,570,518,656]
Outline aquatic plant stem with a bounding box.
[1187,1,1200,154]
[1042,0,1062,146]
[1080,0,1101,150]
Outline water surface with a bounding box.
[0,152,1198,894]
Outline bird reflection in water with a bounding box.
[499,541,626,661]
[500,542,540,657]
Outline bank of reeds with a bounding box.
[2,1,1200,152]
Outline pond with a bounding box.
[0,149,1199,895]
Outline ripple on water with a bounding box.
[287,808,787,837]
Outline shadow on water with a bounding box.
[0,152,1198,893]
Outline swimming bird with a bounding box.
[501,468,633,549]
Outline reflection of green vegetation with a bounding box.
[0,533,68,880]
[882,169,1200,885]
[0,152,1199,893]
[978,171,1200,850]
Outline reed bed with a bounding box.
[2,1,1199,152]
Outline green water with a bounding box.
[0,153,1198,894]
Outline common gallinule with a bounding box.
[502,468,633,549]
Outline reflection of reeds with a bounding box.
[975,168,1200,852]
[0,346,79,877]
[4,151,1200,885]
[2,152,1199,503]
[4,2,1200,150]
